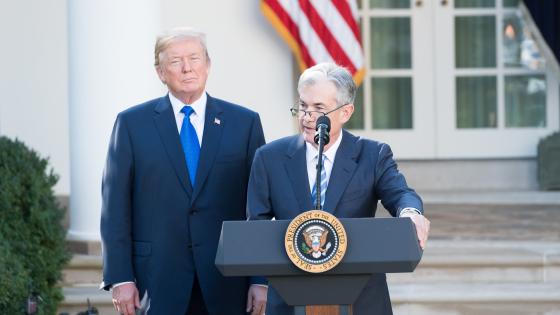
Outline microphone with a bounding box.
[314,115,331,146]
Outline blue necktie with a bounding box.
[311,154,328,208]
[180,106,200,187]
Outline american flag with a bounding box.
[261,0,365,85]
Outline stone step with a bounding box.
[58,283,560,315]
[62,254,102,287]
[398,159,540,191]
[389,240,560,284]
[391,282,560,303]
[390,283,560,315]
[62,241,560,288]
[420,190,560,207]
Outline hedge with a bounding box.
[0,136,70,314]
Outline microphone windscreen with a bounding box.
[316,115,331,132]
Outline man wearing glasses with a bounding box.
[247,62,430,315]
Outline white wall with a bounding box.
[0,0,296,196]
[0,0,70,194]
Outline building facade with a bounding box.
[0,0,558,241]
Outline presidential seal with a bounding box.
[284,210,347,273]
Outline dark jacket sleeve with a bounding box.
[246,113,266,172]
[100,113,135,290]
[246,116,269,285]
[374,143,423,217]
[246,147,275,221]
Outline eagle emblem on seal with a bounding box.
[285,210,347,273]
[302,225,332,258]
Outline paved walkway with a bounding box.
[378,190,560,242]
[426,203,560,241]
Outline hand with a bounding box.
[246,284,267,315]
[401,213,431,249]
[112,283,140,315]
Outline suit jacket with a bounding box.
[100,94,265,314]
[247,130,422,315]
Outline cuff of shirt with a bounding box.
[110,281,135,291]
[398,207,421,217]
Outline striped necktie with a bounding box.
[311,154,328,208]
[180,106,200,187]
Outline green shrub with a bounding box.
[0,239,30,312]
[0,136,70,314]
[538,131,560,190]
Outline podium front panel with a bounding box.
[216,217,422,276]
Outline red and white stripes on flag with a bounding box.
[261,0,365,86]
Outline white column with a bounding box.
[67,0,162,241]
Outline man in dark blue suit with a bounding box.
[100,27,267,315]
[247,63,430,315]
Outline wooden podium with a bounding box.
[215,217,422,315]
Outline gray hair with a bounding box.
[154,27,210,66]
[297,62,356,106]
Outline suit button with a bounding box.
[190,209,198,215]
[187,243,193,249]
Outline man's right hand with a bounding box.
[112,283,140,315]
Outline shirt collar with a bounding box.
[169,92,207,119]
[305,130,343,163]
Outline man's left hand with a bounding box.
[246,284,267,315]
[401,213,431,249]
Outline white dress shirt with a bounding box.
[169,92,206,143]
[305,131,343,193]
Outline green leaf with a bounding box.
[0,136,71,314]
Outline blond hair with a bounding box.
[154,27,210,66]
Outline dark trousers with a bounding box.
[186,276,209,315]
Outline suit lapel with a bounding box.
[153,95,193,197]
[191,94,224,204]
[323,130,359,214]
[284,136,314,212]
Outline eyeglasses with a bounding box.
[290,104,349,119]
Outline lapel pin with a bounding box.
[214,118,221,125]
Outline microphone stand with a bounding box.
[313,115,330,210]
[315,135,326,210]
